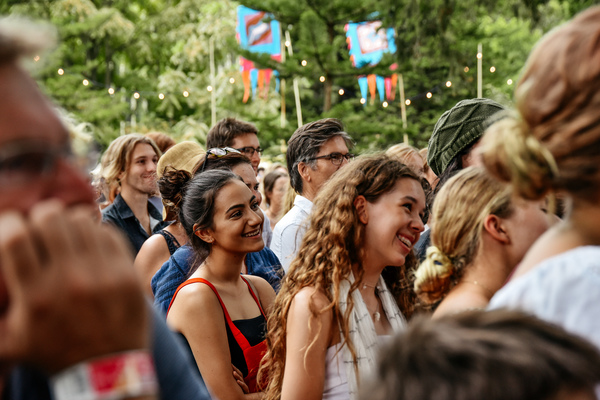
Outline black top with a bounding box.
[102,193,169,256]
[226,314,267,377]
[158,229,182,256]
[177,314,266,377]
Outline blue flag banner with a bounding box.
[237,6,282,102]
[345,21,397,102]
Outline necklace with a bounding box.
[365,296,381,322]
[360,282,381,322]
[463,280,495,298]
[371,301,381,322]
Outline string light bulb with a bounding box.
[405,99,411,106]
[476,52,482,59]
[301,60,307,66]
[319,76,325,82]
[34,55,40,62]
[426,92,432,99]
[285,41,291,47]
[158,93,165,100]
[183,90,190,97]
[382,101,389,108]
[207,86,213,92]
[229,77,235,84]
[338,88,344,95]
[360,98,366,104]
[490,66,496,73]
[507,79,513,85]
[108,87,115,95]
[446,81,452,87]
[58,68,64,75]
[133,92,140,99]
[464,66,469,72]
[82,79,89,86]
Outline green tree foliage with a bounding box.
[4,0,584,156]
[240,0,577,150]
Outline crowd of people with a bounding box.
[1,5,600,400]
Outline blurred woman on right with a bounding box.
[480,6,600,356]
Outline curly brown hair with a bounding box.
[259,153,430,399]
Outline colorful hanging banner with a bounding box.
[345,21,397,103]
[236,6,281,103]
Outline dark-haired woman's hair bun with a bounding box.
[158,168,193,221]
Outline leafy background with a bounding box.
[3,0,594,159]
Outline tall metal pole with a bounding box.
[285,30,303,128]
[209,37,217,126]
[398,74,408,144]
[477,43,482,98]
[280,26,287,128]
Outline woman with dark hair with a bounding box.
[151,150,283,314]
[260,154,428,400]
[166,169,275,399]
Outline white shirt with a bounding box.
[271,195,313,272]
[262,214,273,248]
[489,246,600,398]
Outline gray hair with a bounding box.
[286,118,353,194]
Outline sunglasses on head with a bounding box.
[199,147,242,173]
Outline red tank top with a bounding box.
[167,276,268,393]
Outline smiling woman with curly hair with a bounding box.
[259,154,429,400]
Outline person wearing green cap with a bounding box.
[414,98,506,261]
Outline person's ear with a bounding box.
[193,224,214,244]
[483,214,510,244]
[298,162,312,183]
[354,195,369,225]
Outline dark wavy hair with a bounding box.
[177,170,242,266]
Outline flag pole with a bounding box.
[285,30,303,128]
[209,37,217,126]
[477,43,482,98]
[280,25,287,128]
[398,74,408,144]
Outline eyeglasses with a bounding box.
[235,146,262,157]
[200,147,241,173]
[307,152,354,166]
[0,141,74,187]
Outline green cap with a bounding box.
[427,98,505,177]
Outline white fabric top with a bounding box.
[322,336,392,400]
[489,246,600,348]
[270,195,313,272]
[323,344,349,400]
[489,246,600,397]
[262,214,273,248]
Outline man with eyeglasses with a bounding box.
[0,18,210,400]
[271,118,354,272]
[206,117,262,173]
[206,118,273,246]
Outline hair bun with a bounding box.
[158,168,192,221]
[414,246,454,305]
[481,116,558,200]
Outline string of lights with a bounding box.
[41,55,514,108]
